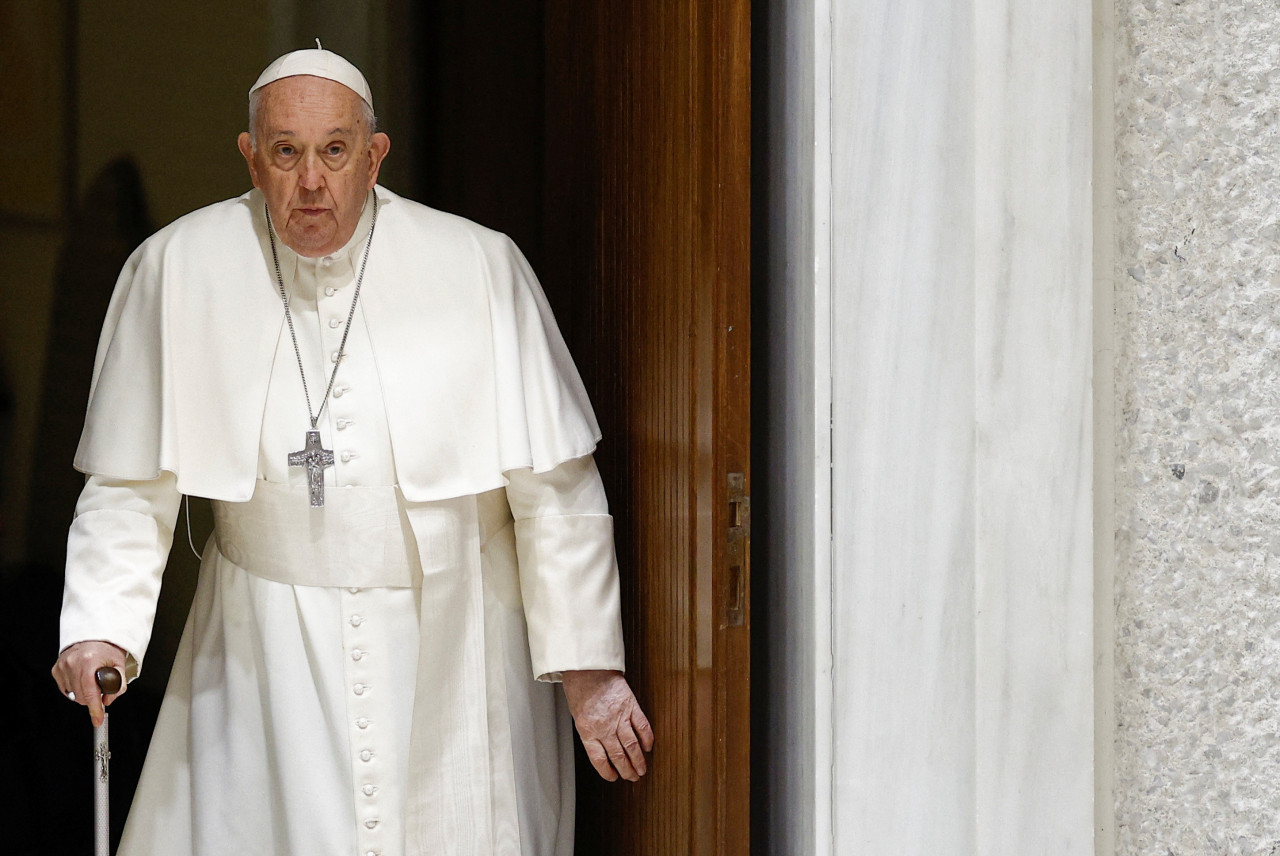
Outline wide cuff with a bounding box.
[60,506,174,679]
[514,513,625,681]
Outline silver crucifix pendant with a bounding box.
[288,429,335,507]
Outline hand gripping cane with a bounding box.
[94,666,123,856]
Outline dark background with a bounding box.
[0,3,576,853]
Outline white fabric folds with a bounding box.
[74,186,601,503]
[205,478,599,854]
[64,185,624,855]
[66,463,623,855]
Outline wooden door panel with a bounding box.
[542,1,751,852]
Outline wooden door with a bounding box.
[414,0,751,849]
[542,2,752,853]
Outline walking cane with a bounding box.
[94,666,123,856]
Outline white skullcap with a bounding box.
[249,46,373,109]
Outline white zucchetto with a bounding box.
[249,47,373,109]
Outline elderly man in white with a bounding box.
[51,48,652,856]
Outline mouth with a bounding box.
[296,207,330,217]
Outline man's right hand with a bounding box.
[52,640,129,728]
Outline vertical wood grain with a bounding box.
[543,1,751,852]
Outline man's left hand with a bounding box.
[560,669,654,782]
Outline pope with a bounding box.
[50,47,652,856]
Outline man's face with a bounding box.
[237,75,390,258]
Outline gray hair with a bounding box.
[247,87,377,152]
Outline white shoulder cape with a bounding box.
[74,186,600,502]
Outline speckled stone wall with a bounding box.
[1115,1,1280,852]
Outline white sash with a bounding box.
[212,481,417,587]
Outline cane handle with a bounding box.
[96,666,123,696]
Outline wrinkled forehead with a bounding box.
[252,75,369,133]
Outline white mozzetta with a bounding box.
[74,187,600,503]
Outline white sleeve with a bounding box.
[59,471,182,681]
[504,455,626,682]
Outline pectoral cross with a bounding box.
[288,429,335,507]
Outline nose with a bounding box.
[299,151,324,191]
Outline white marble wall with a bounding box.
[831,0,978,849]
[828,0,1095,851]
[1113,1,1280,852]
[972,1,1096,850]
[760,0,1096,851]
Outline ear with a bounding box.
[365,132,391,188]
[237,132,260,187]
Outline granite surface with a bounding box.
[1115,1,1280,852]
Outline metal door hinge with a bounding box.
[726,472,750,627]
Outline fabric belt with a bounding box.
[212,480,418,587]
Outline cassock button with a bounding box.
[348,585,360,593]
[360,750,373,762]
[350,615,364,627]
[362,784,376,796]
[356,717,369,729]
[333,386,347,398]
[329,318,341,328]
[366,850,379,856]
[325,286,336,296]
[341,451,354,463]
[365,819,379,829]
[331,351,342,364]
[353,683,367,696]
[351,648,365,660]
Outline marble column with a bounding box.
[831,0,979,849]
[972,0,1095,850]
[825,0,1094,851]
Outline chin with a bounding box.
[286,229,337,256]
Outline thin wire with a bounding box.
[266,190,378,429]
[184,495,201,560]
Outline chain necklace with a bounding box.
[266,190,378,507]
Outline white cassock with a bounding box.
[58,188,626,856]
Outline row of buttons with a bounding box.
[344,590,383,855]
[315,274,386,854]
[321,298,359,470]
